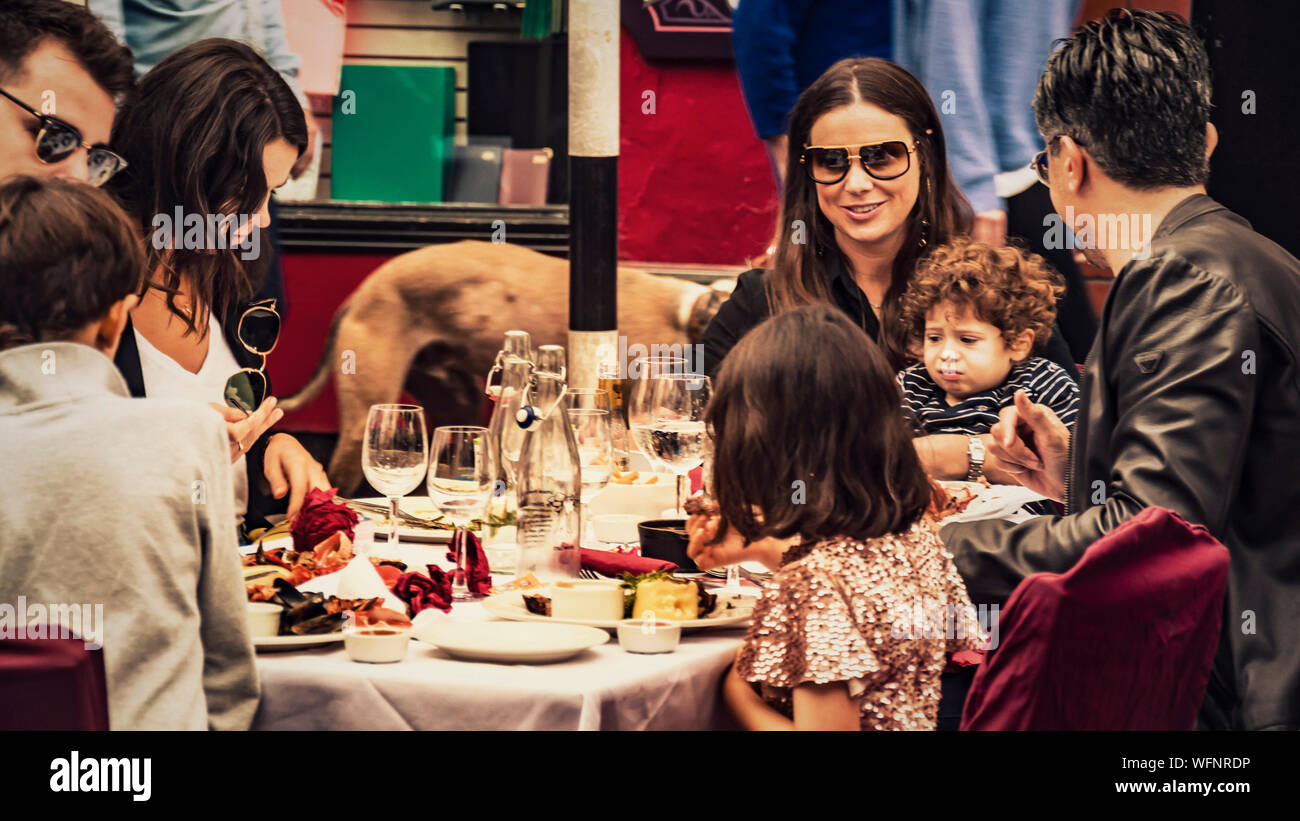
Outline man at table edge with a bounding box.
[940,9,1300,732]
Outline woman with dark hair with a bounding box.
[106,38,328,529]
[688,305,983,730]
[701,57,1077,482]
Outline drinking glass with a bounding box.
[627,355,688,475]
[361,404,429,553]
[428,425,492,600]
[648,373,712,515]
[567,390,614,546]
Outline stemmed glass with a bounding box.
[627,355,688,480]
[647,373,712,516]
[427,425,493,600]
[361,404,429,554]
[567,389,613,547]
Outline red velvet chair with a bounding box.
[0,637,110,730]
[960,506,1229,730]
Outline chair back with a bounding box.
[960,506,1230,730]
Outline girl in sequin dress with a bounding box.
[687,305,985,730]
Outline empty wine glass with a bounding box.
[428,425,492,600]
[361,404,429,553]
[627,355,687,475]
[648,372,711,516]
[567,389,614,547]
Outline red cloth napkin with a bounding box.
[581,548,676,577]
[446,529,492,597]
[390,565,453,615]
[290,487,359,552]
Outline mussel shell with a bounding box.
[290,611,347,635]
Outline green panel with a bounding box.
[330,65,456,203]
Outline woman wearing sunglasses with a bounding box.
[105,39,328,529]
[700,57,1078,486]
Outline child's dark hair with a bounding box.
[707,304,933,544]
[0,176,145,351]
[900,238,1063,355]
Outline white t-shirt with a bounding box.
[135,312,250,522]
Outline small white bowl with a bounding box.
[590,513,643,544]
[344,625,411,663]
[617,618,682,654]
[549,580,625,621]
[246,602,283,638]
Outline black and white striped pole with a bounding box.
[567,1,619,389]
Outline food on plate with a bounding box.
[609,469,659,485]
[926,481,982,522]
[620,570,718,620]
[252,578,392,636]
[242,532,356,598]
[522,592,552,616]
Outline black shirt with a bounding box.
[700,254,1081,381]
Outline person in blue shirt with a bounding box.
[732,0,892,186]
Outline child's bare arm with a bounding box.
[722,661,794,731]
[791,682,860,730]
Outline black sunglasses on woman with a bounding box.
[0,87,129,188]
[223,299,281,414]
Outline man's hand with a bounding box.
[988,390,1071,502]
[291,106,318,179]
[263,433,330,521]
[972,209,1008,245]
[209,398,283,463]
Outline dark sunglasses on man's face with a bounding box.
[0,88,128,188]
[223,299,281,414]
[800,140,917,184]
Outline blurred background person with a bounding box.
[894,0,1096,360]
[732,0,892,188]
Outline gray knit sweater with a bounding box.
[0,342,258,730]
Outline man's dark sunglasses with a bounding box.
[800,140,918,184]
[1031,135,1086,187]
[223,299,281,414]
[0,88,128,188]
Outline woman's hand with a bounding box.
[686,513,793,572]
[209,398,283,463]
[263,433,331,520]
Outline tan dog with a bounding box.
[278,240,730,493]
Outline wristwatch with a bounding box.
[966,436,986,482]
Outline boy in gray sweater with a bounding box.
[0,177,258,729]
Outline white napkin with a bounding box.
[298,554,406,613]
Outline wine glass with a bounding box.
[627,355,688,476]
[361,404,429,554]
[648,373,711,516]
[567,389,614,546]
[427,425,493,600]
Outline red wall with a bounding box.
[618,28,779,265]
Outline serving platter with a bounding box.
[482,589,756,631]
[253,633,346,652]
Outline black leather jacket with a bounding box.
[942,195,1300,730]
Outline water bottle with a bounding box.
[484,331,532,566]
[515,345,582,581]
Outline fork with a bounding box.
[578,568,603,580]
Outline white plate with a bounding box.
[482,589,756,631]
[253,632,346,652]
[937,483,1048,525]
[414,621,609,664]
[354,497,455,544]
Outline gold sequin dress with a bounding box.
[735,520,986,730]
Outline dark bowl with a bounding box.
[637,518,697,571]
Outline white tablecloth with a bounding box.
[252,600,746,731]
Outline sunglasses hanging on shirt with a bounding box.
[223,299,281,414]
